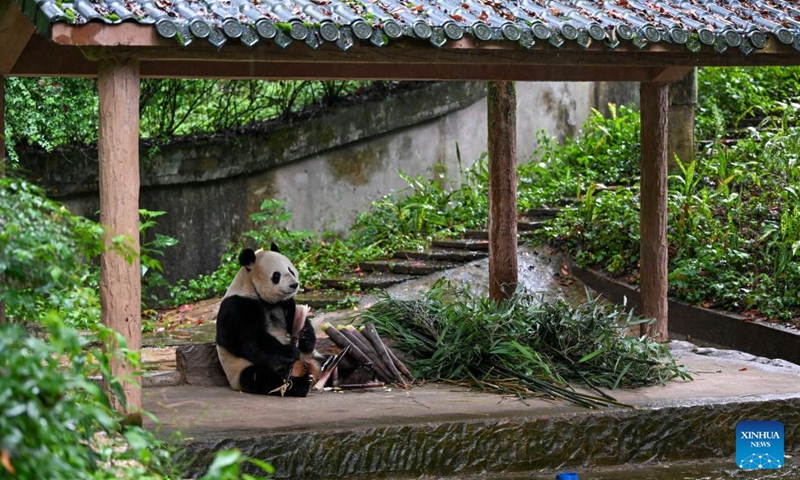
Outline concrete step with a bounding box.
[320,272,414,290]
[393,249,488,262]
[431,238,490,251]
[358,259,462,275]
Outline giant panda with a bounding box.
[215,244,320,397]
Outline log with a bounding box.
[175,343,229,387]
[640,81,670,342]
[487,81,519,301]
[98,57,142,420]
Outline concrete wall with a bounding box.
[21,81,637,284]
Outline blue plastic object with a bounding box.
[556,473,578,480]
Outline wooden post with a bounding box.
[487,81,518,301]
[1,75,5,177]
[1,75,5,325]
[98,57,142,421]
[639,82,669,341]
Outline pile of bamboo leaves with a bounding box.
[361,280,691,408]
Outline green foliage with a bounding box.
[546,184,641,276]
[0,316,274,479]
[364,280,689,406]
[350,158,489,253]
[541,83,800,322]
[3,77,99,163]
[696,67,800,138]
[0,176,104,327]
[518,104,641,211]
[140,210,179,308]
[4,78,376,161]
[0,317,174,479]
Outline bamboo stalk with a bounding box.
[323,323,373,367]
[340,382,385,389]
[340,325,395,384]
[361,323,409,387]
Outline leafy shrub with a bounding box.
[518,104,641,210]
[543,97,800,322]
[0,317,174,479]
[697,67,800,138]
[350,158,489,252]
[4,78,388,163]
[0,177,104,327]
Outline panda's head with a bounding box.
[226,244,300,303]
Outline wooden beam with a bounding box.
[52,22,168,47]
[133,62,685,82]
[651,67,695,83]
[11,50,700,82]
[0,0,34,74]
[639,81,669,341]
[98,57,142,421]
[487,80,518,301]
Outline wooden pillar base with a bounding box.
[98,57,142,414]
[487,81,518,301]
[639,82,669,341]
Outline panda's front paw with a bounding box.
[298,328,316,353]
[278,344,301,364]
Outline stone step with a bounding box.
[431,238,490,251]
[320,272,414,290]
[518,219,547,232]
[296,289,356,308]
[393,249,488,262]
[358,259,461,275]
[522,207,561,218]
[463,230,488,240]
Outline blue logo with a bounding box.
[736,421,784,470]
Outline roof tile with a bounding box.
[17,0,800,53]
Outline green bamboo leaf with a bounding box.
[578,347,604,363]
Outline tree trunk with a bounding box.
[98,57,142,421]
[487,81,518,302]
[639,82,669,341]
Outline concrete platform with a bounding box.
[144,345,800,479]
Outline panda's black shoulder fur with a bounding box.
[216,295,300,367]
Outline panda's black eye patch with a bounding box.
[288,267,295,277]
[271,272,281,284]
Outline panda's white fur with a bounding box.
[215,245,318,396]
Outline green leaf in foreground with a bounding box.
[362,280,691,408]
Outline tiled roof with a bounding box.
[17,0,800,53]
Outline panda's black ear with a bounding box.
[239,248,256,267]
[270,242,280,253]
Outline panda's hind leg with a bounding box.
[238,365,286,395]
[238,365,311,397]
